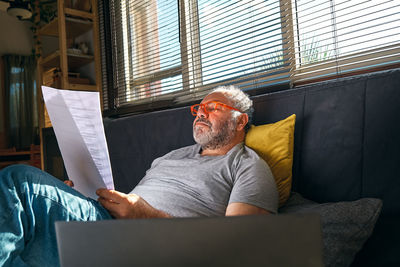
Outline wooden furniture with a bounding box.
[35,0,102,169]
[0,145,41,170]
[36,0,101,127]
[29,144,41,169]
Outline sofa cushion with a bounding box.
[280,192,382,267]
[245,114,296,207]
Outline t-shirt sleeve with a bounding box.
[228,155,279,214]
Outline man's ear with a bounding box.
[236,113,249,131]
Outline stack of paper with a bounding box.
[42,86,114,199]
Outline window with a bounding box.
[196,0,287,89]
[9,67,38,132]
[3,55,38,150]
[9,67,24,131]
[103,0,400,114]
[109,0,182,108]
[293,0,400,83]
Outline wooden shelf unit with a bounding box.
[40,51,94,70]
[35,0,102,169]
[36,0,101,89]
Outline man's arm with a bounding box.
[96,189,172,219]
[225,202,270,216]
[227,146,279,216]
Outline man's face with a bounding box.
[193,93,238,149]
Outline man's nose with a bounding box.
[196,105,208,118]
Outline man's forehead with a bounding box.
[201,92,232,105]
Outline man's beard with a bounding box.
[193,117,236,150]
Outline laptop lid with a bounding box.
[55,214,324,267]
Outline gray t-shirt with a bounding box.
[131,143,278,217]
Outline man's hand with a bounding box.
[63,180,74,187]
[96,189,171,219]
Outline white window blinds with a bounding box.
[180,0,291,97]
[110,0,182,108]
[104,0,400,113]
[292,0,400,84]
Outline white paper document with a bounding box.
[41,86,114,199]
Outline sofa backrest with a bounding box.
[253,69,400,216]
[105,68,400,218]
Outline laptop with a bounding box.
[55,214,324,267]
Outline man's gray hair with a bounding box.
[209,85,253,130]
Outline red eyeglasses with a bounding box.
[190,101,240,116]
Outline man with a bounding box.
[0,86,278,266]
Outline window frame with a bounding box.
[101,0,400,116]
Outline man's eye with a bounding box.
[206,104,217,112]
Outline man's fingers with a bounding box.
[96,188,126,203]
[63,180,74,187]
[98,197,118,217]
[98,197,117,209]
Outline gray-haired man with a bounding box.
[0,86,278,266]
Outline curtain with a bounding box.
[3,55,38,150]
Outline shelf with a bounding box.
[42,82,97,92]
[65,8,94,19]
[38,17,93,38]
[37,0,101,170]
[41,50,94,70]
[67,84,98,91]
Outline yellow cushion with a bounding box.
[245,114,296,207]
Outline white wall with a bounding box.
[0,11,34,56]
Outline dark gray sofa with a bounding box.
[101,68,400,267]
